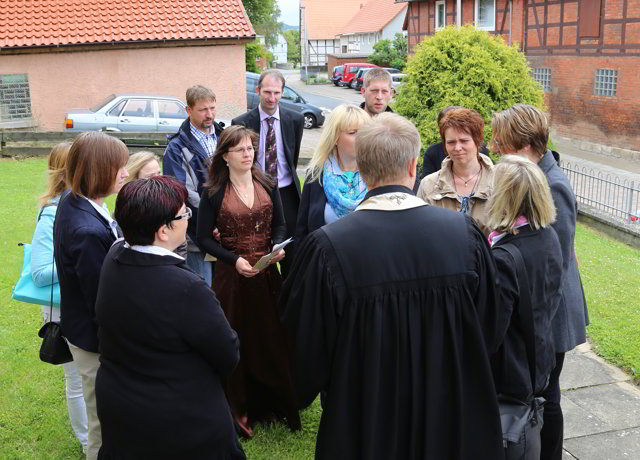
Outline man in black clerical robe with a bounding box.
[281,113,504,460]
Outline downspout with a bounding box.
[509,0,513,45]
[457,0,462,28]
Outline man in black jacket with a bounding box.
[232,70,304,277]
[163,85,224,285]
[359,68,394,117]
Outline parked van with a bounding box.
[340,63,378,87]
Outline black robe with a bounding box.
[281,185,505,460]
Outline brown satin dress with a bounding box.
[213,182,300,430]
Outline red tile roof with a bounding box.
[340,0,407,35]
[303,0,365,40]
[0,0,255,48]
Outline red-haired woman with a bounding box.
[417,108,494,235]
[197,126,300,438]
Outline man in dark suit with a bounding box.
[232,70,304,277]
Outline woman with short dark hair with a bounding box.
[54,131,129,460]
[197,125,300,438]
[95,176,244,460]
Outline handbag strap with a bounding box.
[497,242,537,394]
[48,190,71,322]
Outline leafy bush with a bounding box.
[394,25,544,149]
[370,33,408,71]
[245,42,270,73]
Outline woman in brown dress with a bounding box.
[196,125,300,438]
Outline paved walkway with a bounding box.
[561,343,640,459]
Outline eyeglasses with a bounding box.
[228,146,255,154]
[170,207,192,222]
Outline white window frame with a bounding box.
[475,0,496,31]
[435,1,446,31]
[594,69,618,97]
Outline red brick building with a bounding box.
[400,0,640,154]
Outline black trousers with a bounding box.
[278,183,300,279]
[540,352,566,460]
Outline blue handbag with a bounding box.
[12,242,61,307]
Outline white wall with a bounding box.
[269,34,288,63]
[382,9,407,41]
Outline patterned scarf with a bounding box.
[323,155,368,218]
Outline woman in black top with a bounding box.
[486,155,563,459]
[96,176,244,460]
[197,126,300,438]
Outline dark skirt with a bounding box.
[214,262,300,429]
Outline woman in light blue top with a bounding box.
[295,104,371,242]
[31,142,88,452]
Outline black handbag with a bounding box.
[496,243,544,454]
[38,192,73,365]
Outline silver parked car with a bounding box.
[64,94,188,132]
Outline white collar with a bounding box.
[83,196,118,239]
[124,242,184,260]
[356,192,427,212]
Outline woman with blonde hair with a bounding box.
[491,104,588,460]
[417,108,494,235]
[487,154,563,459]
[295,104,370,242]
[125,151,161,181]
[31,142,88,452]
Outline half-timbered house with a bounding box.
[400,0,640,154]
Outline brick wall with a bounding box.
[327,54,371,73]
[529,55,640,152]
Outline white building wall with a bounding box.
[381,10,407,41]
[270,34,288,64]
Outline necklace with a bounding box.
[452,165,482,187]
[231,180,253,207]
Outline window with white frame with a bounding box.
[475,0,495,31]
[0,74,32,121]
[594,69,618,97]
[436,1,446,30]
[532,68,552,92]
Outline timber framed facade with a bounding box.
[400,0,640,152]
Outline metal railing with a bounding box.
[560,162,640,225]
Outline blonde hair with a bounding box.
[126,151,161,182]
[305,104,370,183]
[487,155,556,234]
[356,113,421,186]
[491,104,549,157]
[39,142,72,207]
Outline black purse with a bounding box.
[496,243,544,454]
[38,193,73,365]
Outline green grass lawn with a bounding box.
[0,157,638,458]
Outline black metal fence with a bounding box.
[560,162,640,225]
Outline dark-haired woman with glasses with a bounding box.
[197,125,301,438]
[95,176,245,460]
[417,108,494,235]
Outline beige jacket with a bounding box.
[417,153,494,236]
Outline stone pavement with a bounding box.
[561,343,640,459]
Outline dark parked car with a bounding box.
[245,72,328,129]
[64,94,189,132]
[340,63,378,87]
[352,67,402,90]
[332,66,344,86]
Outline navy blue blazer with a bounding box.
[295,178,326,244]
[54,193,120,352]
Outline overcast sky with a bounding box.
[277,0,299,26]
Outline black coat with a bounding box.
[295,178,326,243]
[54,193,119,352]
[281,185,504,460]
[95,242,244,460]
[491,225,563,401]
[231,106,304,196]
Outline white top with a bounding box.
[125,242,184,260]
[83,196,119,240]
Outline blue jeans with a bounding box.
[186,251,213,286]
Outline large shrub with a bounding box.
[394,25,544,149]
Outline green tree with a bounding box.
[369,33,408,71]
[394,25,544,149]
[244,0,283,48]
[284,29,301,68]
[245,41,270,72]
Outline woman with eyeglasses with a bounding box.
[94,176,245,460]
[197,125,301,438]
[417,108,494,235]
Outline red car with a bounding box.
[340,63,378,87]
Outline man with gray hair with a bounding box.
[164,85,224,285]
[281,113,503,460]
[360,68,394,117]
